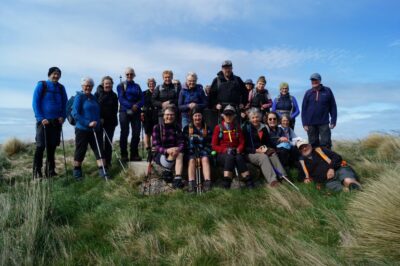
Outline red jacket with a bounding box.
[212,121,245,154]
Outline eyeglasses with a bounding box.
[268,118,277,121]
[126,73,134,76]
[164,114,175,116]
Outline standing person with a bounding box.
[95,76,118,169]
[178,72,208,128]
[211,105,254,189]
[32,66,68,178]
[272,82,300,129]
[241,79,255,120]
[152,70,179,123]
[72,77,109,180]
[152,106,185,189]
[247,76,272,118]
[142,78,158,152]
[301,73,337,149]
[208,60,247,129]
[117,67,144,162]
[183,109,212,193]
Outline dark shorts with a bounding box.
[325,166,358,192]
[74,128,103,162]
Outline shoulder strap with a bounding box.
[189,123,194,136]
[218,123,223,139]
[40,81,47,99]
[315,147,332,164]
[299,159,310,179]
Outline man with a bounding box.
[117,67,144,162]
[32,66,68,178]
[301,73,337,149]
[297,139,361,192]
[207,60,247,128]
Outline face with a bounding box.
[256,81,265,91]
[186,77,196,89]
[281,117,290,128]
[49,71,61,82]
[163,74,172,85]
[222,66,233,77]
[163,110,175,124]
[300,144,312,157]
[192,113,203,125]
[267,114,278,127]
[311,79,320,88]
[103,79,113,92]
[148,81,156,91]
[280,86,289,95]
[126,71,134,82]
[82,81,93,95]
[250,114,261,127]
[245,84,253,91]
[223,113,235,123]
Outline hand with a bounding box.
[89,121,97,128]
[304,177,312,184]
[41,119,49,125]
[216,104,222,110]
[303,126,309,132]
[327,169,335,180]
[266,148,276,156]
[132,105,138,112]
[279,137,289,143]
[140,113,145,122]
[189,103,197,109]
[58,117,64,124]
[330,124,336,129]
[257,146,268,153]
[162,101,170,108]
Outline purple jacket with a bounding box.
[152,123,184,155]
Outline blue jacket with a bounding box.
[301,85,337,126]
[178,84,208,113]
[272,94,300,120]
[72,92,101,131]
[116,81,144,112]
[32,80,68,122]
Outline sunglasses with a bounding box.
[126,73,134,76]
[268,118,277,121]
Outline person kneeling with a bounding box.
[243,108,288,187]
[152,106,184,189]
[297,140,361,192]
[211,105,254,189]
[183,109,212,193]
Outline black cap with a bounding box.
[222,60,232,67]
[48,66,61,77]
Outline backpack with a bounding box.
[39,80,64,99]
[217,122,239,140]
[66,96,76,125]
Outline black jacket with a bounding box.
[95,86,118,127]
[301,148,342,183]
[243,123,274,154]
[151,83,178,115]
[208,71,247,108]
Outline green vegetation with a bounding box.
[0,135,399,265]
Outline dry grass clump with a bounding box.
[2,138,26,157]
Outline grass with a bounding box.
[0,134,399,265]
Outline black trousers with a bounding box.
[119,111,141,159]
[217,153,248,175]
[307,124,332,148]
[33,121,61,171]
[102,124,116,165]
[74,128,103,162]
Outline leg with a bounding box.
[33,123,45,176]
[277,148,290,168]
[218,154,234,188]
[290,119,296,130]
[188,159,196,181]
[73,129,89,179]
[236,154,253,188]
[130,114,141,160]
[269,153,287,176]
[248,153,277,184]
[174,153,184,176]
[103,124,115,166]
[201,157,211,180]
[88,129,105,166]
[307,125,320,147]
[119,112,129,159]
[318,124,332,149]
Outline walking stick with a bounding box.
[61,126,68,178]
[93,128,108,181]
[103,128,126,173]
[194,146,203,195]
[43,124,49,178]
[272,165,300,191]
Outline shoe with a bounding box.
[47,169,58,178]
[245,179,255,189]
[130,156,142,161]
[187,180,196,193]
[222,179,232,189]
[73,168,83,181]
[203,180,212,192]
[269,180,279,188]
[33,167,43,179]
[172,177,184,189]
[349,182,361,191]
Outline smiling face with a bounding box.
[148,80,156,91]
[49,71,61,83]
[163,109,175,124]
[256,81,265,91]
[299,144,312,157]
[250,113,261,127]
[281,116,290,128]
[267,113,278,128]
[192,113,203,126]
[103,79,113,92]
[163,73,172,85]
[311,79,321,88]
[186,77,197,89]
[280,86,289,95]
[82,81,93,96]
[126,70,134,82]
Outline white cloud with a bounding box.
[389,39,400,47]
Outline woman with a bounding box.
[243,108,287,187]
[272,82,300,129]
[142,78,158,151]
[95,76,118,169]
[152,70,179,122]
[152,106,184,189]
[211,105,254,189]
[247,76,272,117]
[265,112,291,169]
[72,77,108,180]
[183,109,212,192]
[178,72,208,128]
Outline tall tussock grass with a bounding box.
[2,138,26,157]
[344,168,400,263]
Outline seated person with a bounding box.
[278,114,302,168]
[152,106,184,189]
[297,139,362,192]
[183,109,212,193]
[265,112,291,168]
[243,108,288,187]
[211,105,254,189]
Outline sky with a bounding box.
[0,0,399,139]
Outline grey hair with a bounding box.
[186,72,198,81]
[247,108,262,119]
[125,67,136,77]
[281,114,291,121]
[81,76,94,86]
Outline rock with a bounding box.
[128,161,149,177]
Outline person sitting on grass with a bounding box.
[211,105,254,189]
[152,106,184,189]
[183,108,212,193]
[297,139,362,192]
[243,108,288,187]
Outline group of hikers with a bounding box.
[32,61,361,193]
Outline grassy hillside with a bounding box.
[0,135,399,265]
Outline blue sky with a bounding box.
[0,0,399,139]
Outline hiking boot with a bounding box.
[161,170,174,183]
[203,180,212,192]
[172,177,184,189]
[46,169,58,178]
[130,155,142,161]
[269,180,279,188]
[349,182,361,191]
[98,168,110,180]
[73,168,83,181]
[33,167,43,179]
[222,178,232,189]
[187,180,196,193]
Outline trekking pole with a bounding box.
[195,147,202,195]
[61,126,68,178]
[141,122,145,158]
[103,128,126,173]
[143,148,154,195]
[43,124,49,178]
[93,128,108,181]
[234,166,242,189]
[272,166,300,191]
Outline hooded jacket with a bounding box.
[208,71,247,108]
[116,80,144,113]
[72,91,101,131]
[178,84,208,114]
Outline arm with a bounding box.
[238,78,247,106]
[61,85,68,119]
[152,125,165,155]
[261,91,273,109]
[32,81,45,122]
[151,86,162,108]
[208,78,218,108]
[301,91,309,126]
[135,84,144,109]
[112,93,119,116]
[329,90,337,125]
[72,95,91,127]
[197,85,208,109]
[271,98,277,112]
[176,129,185,152]
[117,84,133,110]
[291,96,300,119]
[244,127,256,154]
[178,90,190,112]
[211,125,225,153]
[324,148,342,170]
